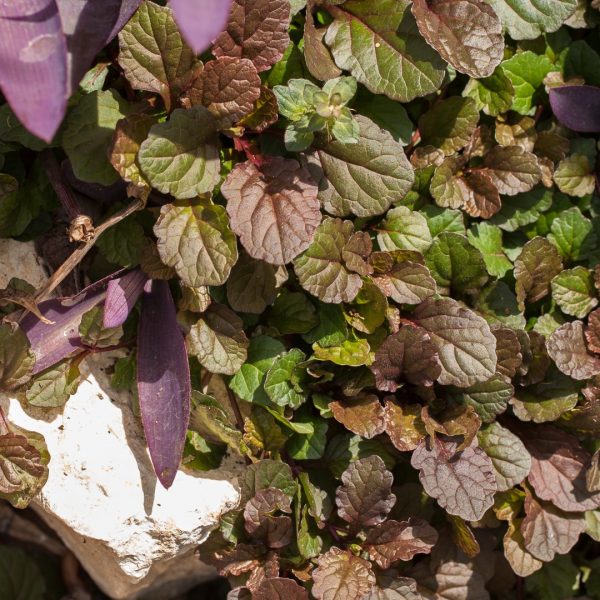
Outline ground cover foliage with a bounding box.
[1,0,600,598]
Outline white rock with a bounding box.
[0,240,242,599]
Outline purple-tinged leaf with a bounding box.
[56,0,142,93]
[137,279,191,489]
[21,288,106,375]
[170,0,232,55]
[0,0,68,142]
[103,269,148,329]
[549,86,600,133]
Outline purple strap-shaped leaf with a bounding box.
[56,0,142,93]
[21,287,106,374]
[549,85,600,133]
[0,0,68,142]
[104,269,148,328]
[137,280,191,489]
[169,0,232,54]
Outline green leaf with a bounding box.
[564,40,600,87]
[525,555,580,600]
[313,337,371,367]
[0,546,46,599]
[324,0,446,102]
[63,90,131,185]
[303,303,348,348]
[419,97,480,156]
[96,215,146,268]
[501,52,554,114]
[240,459,297,503]
[377,206,432,253]
[226,255,276,315]
[422,205,466,237]
[187,304,249,376]
[514,237,563,310]
[487,0,578,39]
[25,360,81,408]
[264,349,307,409]
[308,115,414,218]
[447,374,513,422]
[554,154,596,197]
[138,106,220,199]
[463,67,515,116]
[551,266,598,318]
[79,307,124,348]
[190,391,242,451]
[548,206,596,262]
[118,0,200,111]
[467,223,513,278]
[353,89,413,145]
[425,232,489,295]
[0,323,34,390]
[294,218,363,304]
[230,336,286,403]
[154,199,238,287]
[287,413,328,459]
[490,186,553,232]
[477,422,531,491]
[268,290,318,335]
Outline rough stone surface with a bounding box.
[0,240,242,599]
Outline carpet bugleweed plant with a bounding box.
[1,0,600,597]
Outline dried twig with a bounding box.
[35,199,144,302]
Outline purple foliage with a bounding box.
[56,0,142,92]
[103,269,148,329]
[549,85,600,133]
[21,287,106,374]
[170,0,232,54]
[0,0,68,142]
[137,280,191,489]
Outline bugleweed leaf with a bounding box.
[547,321,600,380]
[371,325,441,391]
[138,107,220,199]
[222,157,320,265]
[308,116,414,218]
[365,518,438,569]
[335,455,396,527]
[412,0,503,78]
[330,394,385,439]
[411,437,497,520]
[118,1,201,111]
[0,425,50,509]
[213,0,291,73]
[413,297,497,387]
[154,198,238,287]
[324,0,446,102]
[137,280,191,489]
[312,547,376,600]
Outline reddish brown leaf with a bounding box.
[462,170,502,219]
[412,0,503,78]
[411,437,497,521]
[384,400,427,452]
[186,57,261,128]
[330,395,385,439]
[524,424,600,512]
[244,487,293,549]
[547,320,600,380]
[365,518,438,569]
[586,308,600,354]
[222,157,321,265]
[335,456,396,527]
[213,0,291,73]
[520,490,585,561]
[371,325,441,391]
[312,547,376,600]
[254,577,309,600]
[492,327,523,380]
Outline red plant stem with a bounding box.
[233,137,268,168]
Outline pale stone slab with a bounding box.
[0,239,242,599]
